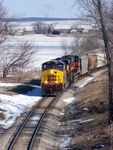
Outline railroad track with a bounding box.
[7,95,61,150]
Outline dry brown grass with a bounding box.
[68,72,111,149]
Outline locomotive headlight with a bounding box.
[44,81,48,84]
[50,70,53,74]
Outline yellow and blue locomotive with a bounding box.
[41,55,81,96]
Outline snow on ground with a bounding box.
[6,34,74,46]
[66,118,94,124]
[12,20,94,31]
[3,34,74,70]
[79,118,94,123]
[30,54,62,70]
[4,20,94,70]
[0,83,21,87]
[60,135,71,150]
[76,76,94,88]
[63,97,76,104]
[0,86,42,129]
[30,115,41,121]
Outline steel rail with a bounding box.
[27,95,60,150]
[7,97,46,150]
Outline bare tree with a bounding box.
[62,35,100,56]
[33,22,55,34]
[6,23,15,35]
[62,37,80,55]
[80,36,100,52]
[62,41,70,55]
[74,0,113,122]
[0,41,35,78]
[47,23,55,34]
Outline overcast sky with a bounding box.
[4,0,80,18]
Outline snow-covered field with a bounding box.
[12,20,94,31]
[4,34,74,70]
[4,19,94,70]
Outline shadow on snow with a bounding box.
[11,79,42,97]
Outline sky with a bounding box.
[4,0,80,18]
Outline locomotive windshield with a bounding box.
[42,64,64,71]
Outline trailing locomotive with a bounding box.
[41,51,106,96]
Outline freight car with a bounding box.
[41,51,107,96]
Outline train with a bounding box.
[41,50,107,96]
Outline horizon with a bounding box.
[9,16,86,23]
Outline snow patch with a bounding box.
[67,118,94,124]
[63,97,76,104]
[0,83,21,87]
[0,87,42,129]
[76,76,94,88]
[60,112,64,116]
[31,115,41,121]
[60,135,71,150]
[79,118,94,123]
